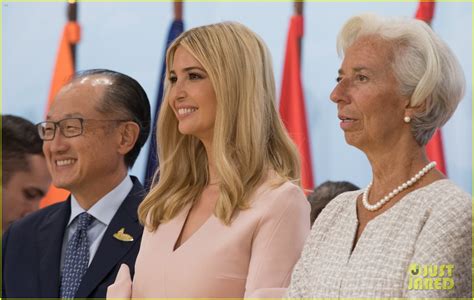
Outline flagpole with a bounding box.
[279,0,314,192]
[294,1,303,59]
[294,1,303,14]
[414,1,447,175]
[174,1,183,20]
[40,0,81,207]
[143,1,185,190]
[68,0,78,68]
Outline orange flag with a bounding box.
[414,1,447,175]
[40,20,80,208]
[279,15,314,192]
[45,22,80,111]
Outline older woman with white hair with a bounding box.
[287,13,471,298]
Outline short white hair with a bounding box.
[337,13,465,146]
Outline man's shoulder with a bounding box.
[7,200,68,234]
[122,176,146,211]
[128,176,146,199]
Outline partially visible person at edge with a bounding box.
[287,13,471,298]
[108,22,310,299]
[2,69,151,298]
[2,114,51,233]
[307,181,359,225]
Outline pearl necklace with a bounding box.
[362,161,437,211]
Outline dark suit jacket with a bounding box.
[2,176,146,298]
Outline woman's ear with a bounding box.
[117,122,140,155]
[404,97,426,120]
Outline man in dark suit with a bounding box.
[2,69,151,298]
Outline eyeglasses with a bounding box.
[36,117,131,141]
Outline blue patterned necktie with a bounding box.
[60,212,94,299]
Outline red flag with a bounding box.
[279,15,314,192]
[415,1,435,23]
[414,1,446,174]
[426,129,447,174]
[40,19,80,208]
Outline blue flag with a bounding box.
[144,20,184,191]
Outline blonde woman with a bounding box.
[108,22,310,298]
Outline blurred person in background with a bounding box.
[307,180,359,225]
[2,114,51,233]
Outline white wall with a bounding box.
[3,2,471,193]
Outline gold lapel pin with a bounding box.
[113,228,134,242]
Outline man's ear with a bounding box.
[117,122,140,155]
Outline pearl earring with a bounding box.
[404,116,411,123]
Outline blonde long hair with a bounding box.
[138,22,301,231]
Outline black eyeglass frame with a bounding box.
[36,117,133,141]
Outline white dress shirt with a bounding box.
[60,175,133,271]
